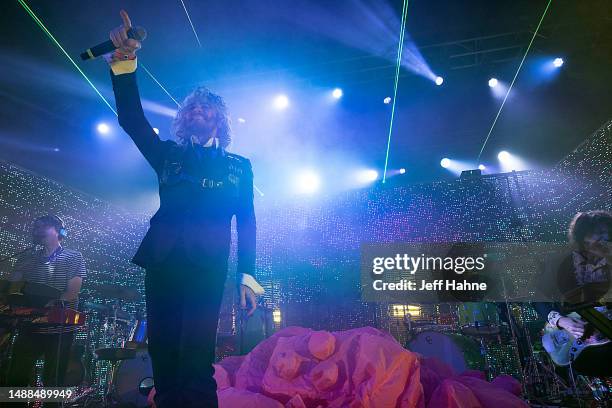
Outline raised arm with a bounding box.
[106,10,166,171]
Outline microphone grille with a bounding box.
[129,26,147,42]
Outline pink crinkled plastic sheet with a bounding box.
[213,326,527,408]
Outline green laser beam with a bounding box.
[140,63,182,108]
[476,0,553,162]
[382,0,409,183]
[17,0,117,116]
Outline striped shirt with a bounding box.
[11,246,86,334]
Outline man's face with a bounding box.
[183,101,218,142]
[584,224,610,258]
[32,221,59,246]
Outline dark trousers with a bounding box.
[145,245,227,408]
[6,330,75,407]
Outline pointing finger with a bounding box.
[120,9,132,29]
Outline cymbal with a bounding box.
[89,283,140,301]
[82,302,132,320]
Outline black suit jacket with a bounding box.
[110,70,256,279]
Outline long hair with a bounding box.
[171,86,232,148]
[568,210,612,250]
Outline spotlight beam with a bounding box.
[17,0,117,116]
[382,0,409,183]
[179,0,202,47]
[476,0,553,162]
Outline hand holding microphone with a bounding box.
[109,10,142,59]
[81,10,145,62]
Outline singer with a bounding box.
[6,215,86,398]
[104,10,264,408]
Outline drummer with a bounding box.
[6,215,86,391]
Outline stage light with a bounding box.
[399,168,406,174]
[435,76,444,86]
[332,88,343,99]
[274,94,289,110]
[391,304,406,318]
[237,117,246,124]
[272,309,282,324]
[488,78,498,88]
[478,164,486,171]
[96,123,110,135]
[383,96,392,104]
[357,169,378,184]
[440,158,451,168]
[497,150,528,172]
[153,127,160,135]
[295,170,320,194]
[497,151,511,162]
[53,147,60,152]
[553,57,564,68]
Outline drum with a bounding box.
[113,350,154,408]
[407,331,484,373]
[457,302,500,336]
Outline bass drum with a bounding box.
[407,331,484,374]
[113,350,154,408]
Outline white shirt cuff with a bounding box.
[240,273,265,295]
[548,311,561,327]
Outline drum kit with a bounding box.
[406,301,612,405]
[406,302,499,376]
[0,279,153,407]
[80,283,153,408]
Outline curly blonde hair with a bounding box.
[171,86,232,148]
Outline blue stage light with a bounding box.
[440,158,451,168]
[435,76,444,86]
[332,88,343,99]
[296,170,320,194]
[97,123,110,135]
[488,78,498,88]
[357,169,379,184]
[498,151,511,162]
[274,94,289,110]
[553,57,564,68]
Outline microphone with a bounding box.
[80,26,147,61]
